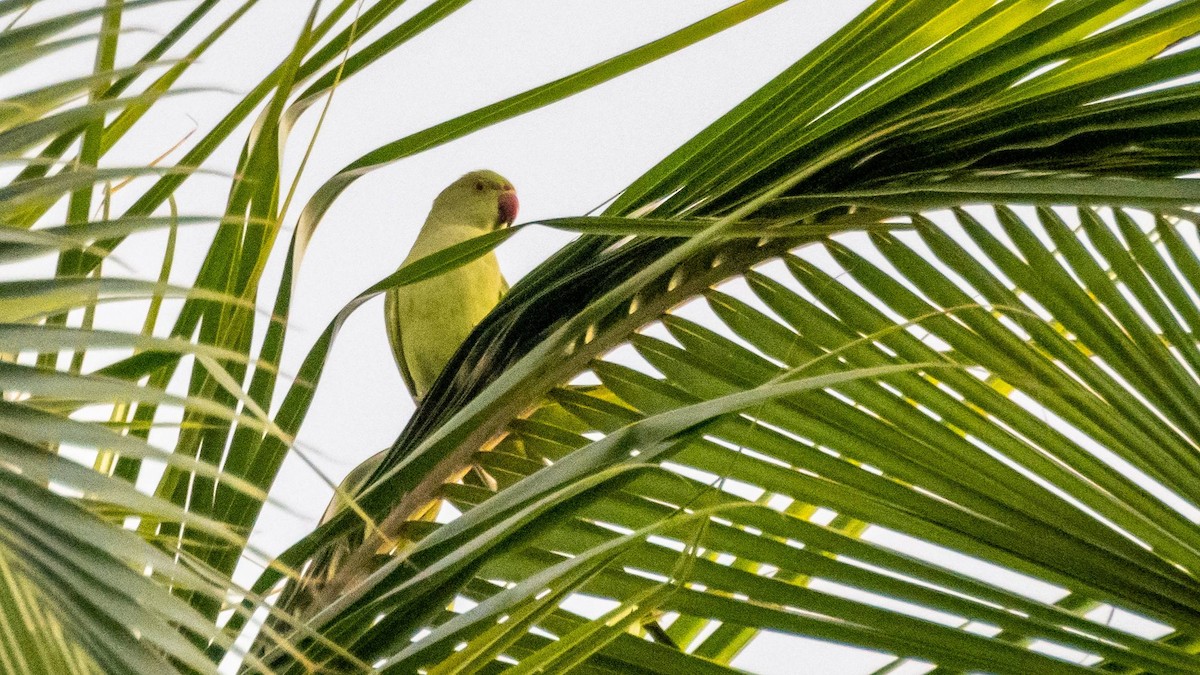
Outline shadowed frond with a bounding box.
[251,1,1200,672]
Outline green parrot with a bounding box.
[323,170,517,531]
[385,169,518,402]
[261,171,519,640]
[271,173,668,649]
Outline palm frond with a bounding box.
[253,1,1200,672]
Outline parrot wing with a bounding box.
[384,287,420,400]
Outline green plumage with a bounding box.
[319,170,517,524]
[384,169,516,401]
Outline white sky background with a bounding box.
[12,1,1190,673]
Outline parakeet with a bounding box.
[321,171,517,537]
[257,172,519,652]
[385,169,518,402]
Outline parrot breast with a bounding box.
[392,250,505,399]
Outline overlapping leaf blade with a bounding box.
[255,1,1200,672]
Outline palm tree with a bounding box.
[6,0,1200,673]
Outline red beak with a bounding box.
[498,189,519,226]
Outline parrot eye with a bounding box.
[474,181,484,191]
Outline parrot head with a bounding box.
[430,169,518,230]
